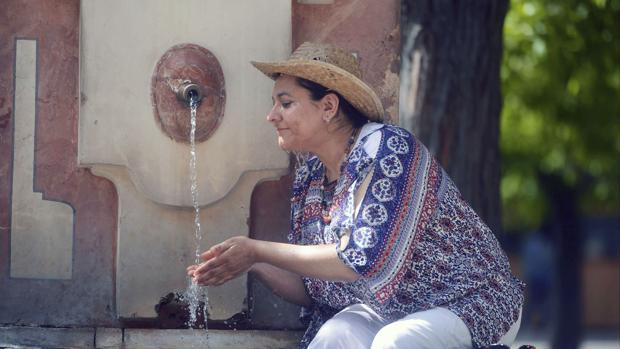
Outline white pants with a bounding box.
[308,304,522,349]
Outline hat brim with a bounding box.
[251,59,384,122]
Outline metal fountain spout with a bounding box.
[169,79,202,107]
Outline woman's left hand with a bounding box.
[187,236,257,286]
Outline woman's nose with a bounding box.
[266,105,280,122]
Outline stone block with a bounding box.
[95,327,123,348]
[123,329,301,349]
[0,327,94,348]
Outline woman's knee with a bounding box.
[309,317,369,349]
[309,304,384,349]
[371,308,472,349]
[371,321,416,349]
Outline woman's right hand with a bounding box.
[188,236,257,286]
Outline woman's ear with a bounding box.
[321,93,340,122]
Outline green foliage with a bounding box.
[501,0,620,232]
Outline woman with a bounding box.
[187,42,524,349]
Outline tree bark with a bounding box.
[539,172,583,349]
[400,0,508,233]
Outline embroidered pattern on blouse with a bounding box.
[353,227,379,249]
[371,178,396,202]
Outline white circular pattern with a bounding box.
[390,127,409,137]
[387,136,409,154]
[362,203,388,226]
[379,154,403,178]
[344,248,367,266]
[372,178,395,202]
[353,227,378,248]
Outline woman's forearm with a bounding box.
[250,263,312,307]
[253,240,360,282]
[189,236,359,287]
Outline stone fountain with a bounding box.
[77,0,295,346]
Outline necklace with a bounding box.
[321,127,360,225]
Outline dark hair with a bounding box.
[295,77,369,128]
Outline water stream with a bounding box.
[184,92,209,330]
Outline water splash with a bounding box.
[185,91,209,330]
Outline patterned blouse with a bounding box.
[289,123,525,349]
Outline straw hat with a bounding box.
[251,42,385,122]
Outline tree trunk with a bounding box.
[399,0,508,233]
[539,172,583,349]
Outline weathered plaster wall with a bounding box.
[293,0,401,121]
[0,0,118,326]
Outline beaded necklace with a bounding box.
[321,127,360,225]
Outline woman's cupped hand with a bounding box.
[187,236,257,286]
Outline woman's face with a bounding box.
[267,75,327,152]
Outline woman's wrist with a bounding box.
[251,239,268,265]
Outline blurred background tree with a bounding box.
[501,0,619,232]
[502,0,619,347]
